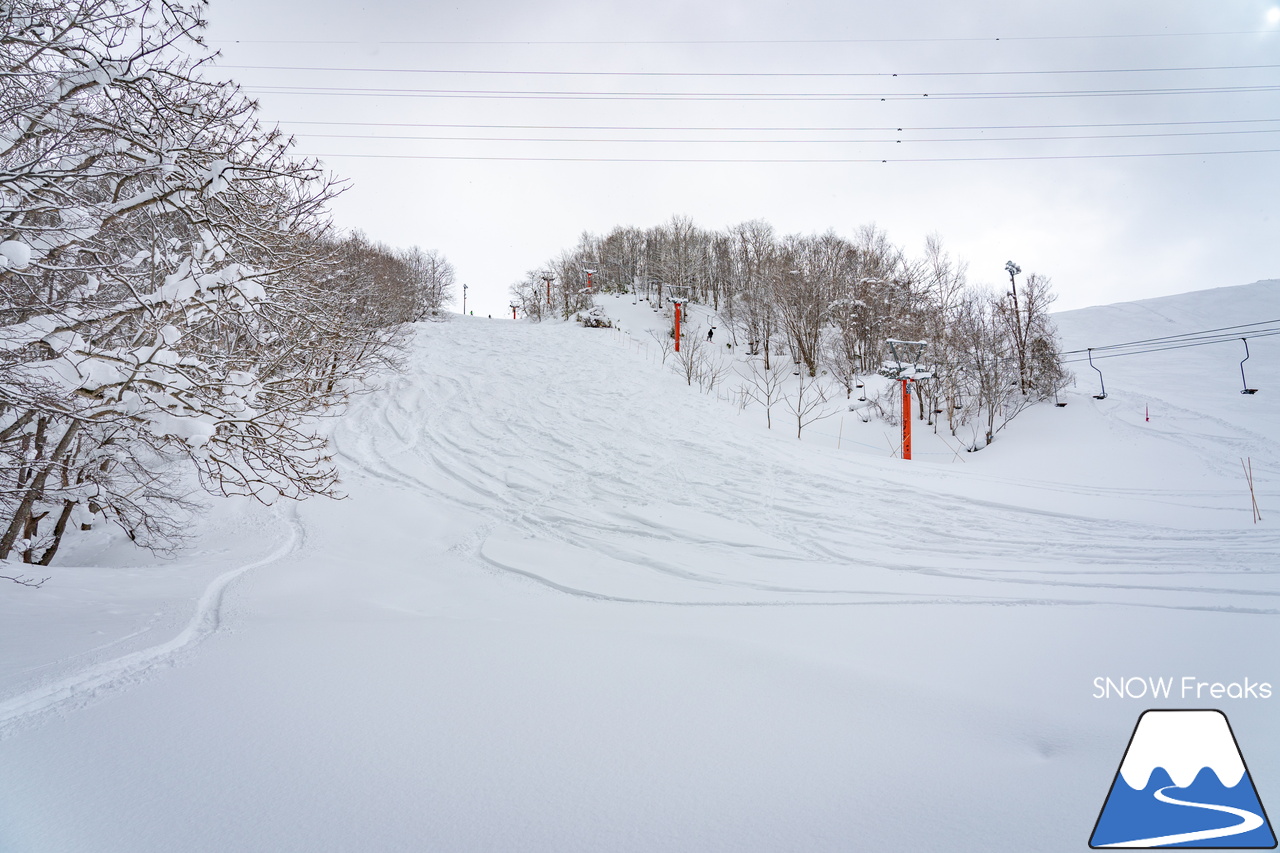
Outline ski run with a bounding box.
[2,279,1279,852]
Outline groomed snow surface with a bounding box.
[2,281,1279,852]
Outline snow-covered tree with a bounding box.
[526,216,1065,448]
[401,246,455,321]
[0,0,428,565]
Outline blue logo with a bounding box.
[1091,710,1276,848]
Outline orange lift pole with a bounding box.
[901,378,912,460]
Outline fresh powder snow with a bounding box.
[0,281,1277,852]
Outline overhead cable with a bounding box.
[246,83,1280,101]
[1061,327,1280,364]
[209,30,1280,46]
[293,128,1280,144]
[273,118,1280,132]
[218,62,1280,78]
[299,148,1280,162]
[1061,319,1280,355]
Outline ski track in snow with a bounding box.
[331,318,1280,612]
[0,507,303,739]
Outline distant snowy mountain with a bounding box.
[1054,278,1280,355]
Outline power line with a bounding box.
[299,148,1280,163]
[218,62,1280,78]
[288,128,1280,144]
[272,118,1280,132]
[246,83,1280,102]
[209,30,1280,46]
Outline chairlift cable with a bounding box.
[1060,318,1280,354]
[1061,326,1280,360]
[1060,328,1280,364]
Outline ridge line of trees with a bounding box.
[515,215,1067,448]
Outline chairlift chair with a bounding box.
[1087,348,1107,399]
[1240,338,1259,394]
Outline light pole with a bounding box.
[788,269,803,374]
[510,302,518,320]
[1005,260,1026,393]
[541,273,553,307]
[462,283,468,316]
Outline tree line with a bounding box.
[1,0,454,571]
[515,215,1067,449]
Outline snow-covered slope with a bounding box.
[1,282,1278,852]
[1049,278,1280,490]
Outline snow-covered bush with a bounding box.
[576,306,613,328]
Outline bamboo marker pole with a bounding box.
[1243,457,1262,523]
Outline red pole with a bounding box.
[901,378,912,460]
[674,302,682,352]
[587,271,593,291]
[512,305,517,319]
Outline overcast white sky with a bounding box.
[203,0,1280,317]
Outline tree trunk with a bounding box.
[0,420,81,559]
[37,500,78,566]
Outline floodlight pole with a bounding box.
[510,302,518,320]
[1006,260,1026,393]
[462,283,468,316]
[673,299,684,352]
[541,274,553,307]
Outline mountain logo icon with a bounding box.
[1090,709,1277,848]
